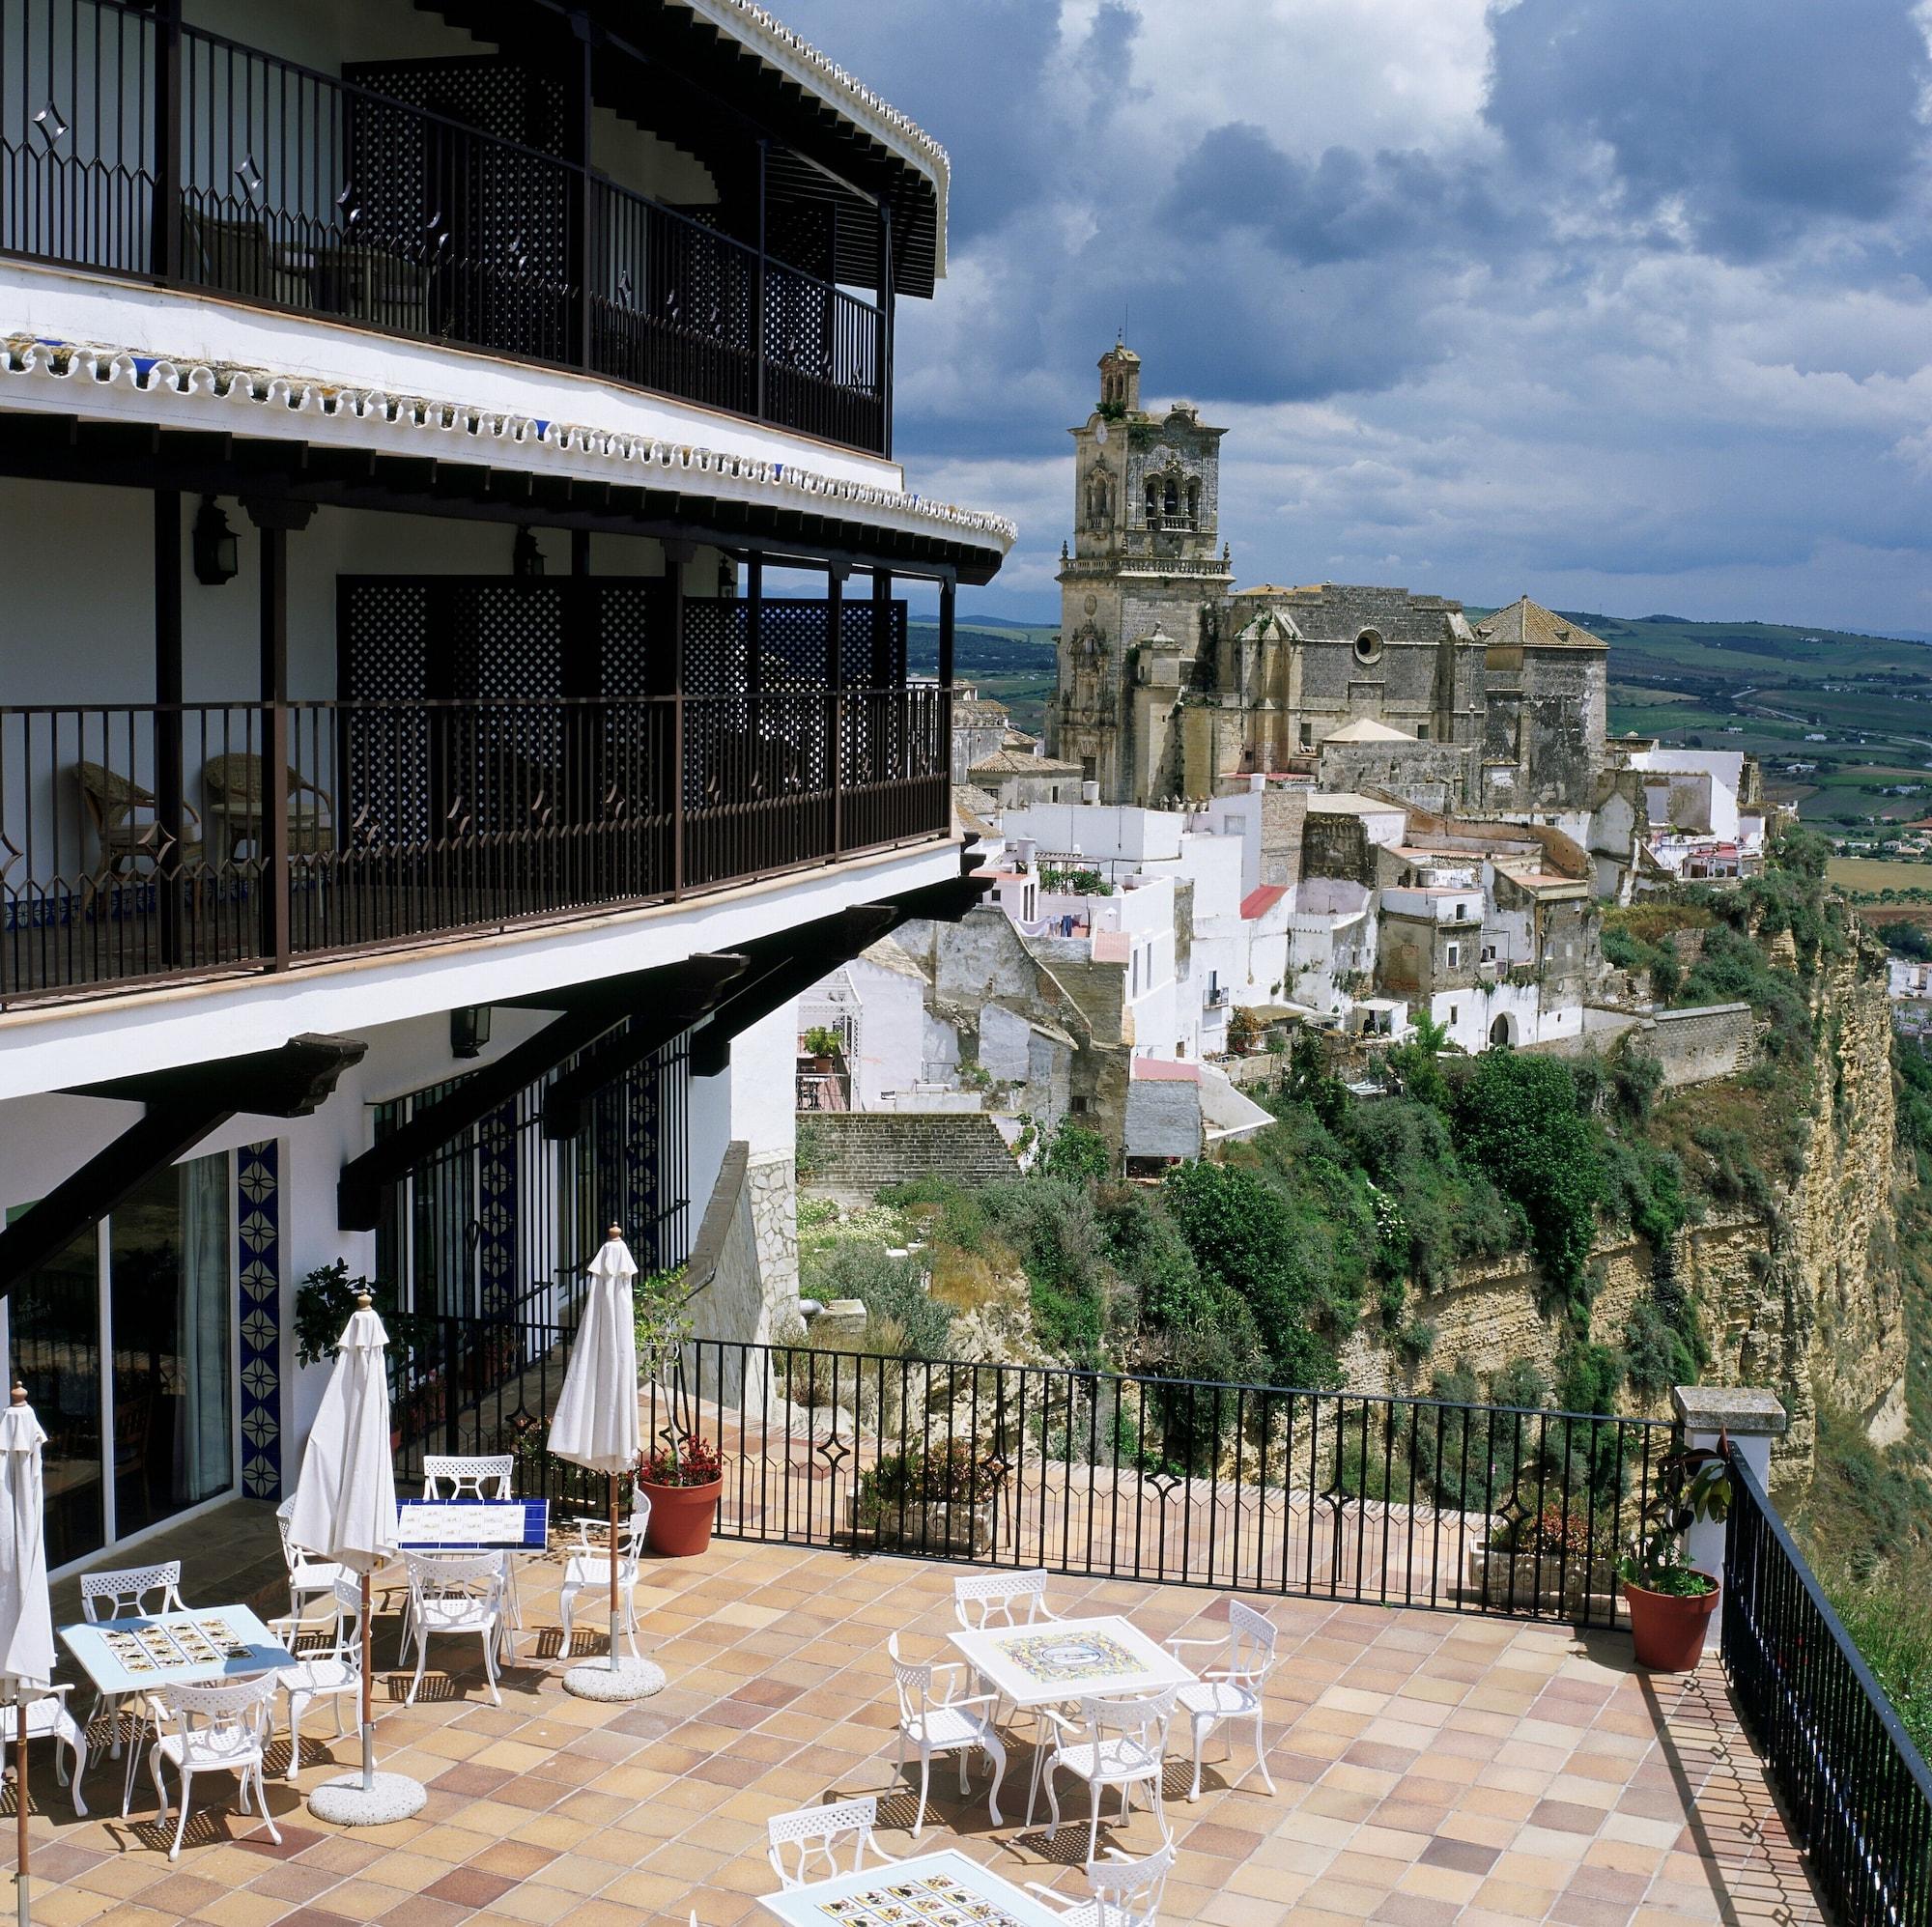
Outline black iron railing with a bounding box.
[397,1326,1673,1628]
[1,0,891,453]
[1722,1447,1932,1927]
[0,684,951,1004]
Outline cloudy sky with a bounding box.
[786,0,1932,636]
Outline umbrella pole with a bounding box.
[360,1571,374,1793]
[609,1472,621,1673]
[14,1690,27,1927]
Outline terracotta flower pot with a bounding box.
[1623,1573,1720,1671]
[640,1475,723,1558]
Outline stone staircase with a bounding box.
[798,1111,1017,1204]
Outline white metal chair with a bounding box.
[1025,1845,1175,1927]
[400,1551,509,1707]
[274,1495,347,1625]
[78,1559,188,1776]
[1164,1600,1279,1801]
[557,1495,652,1660]
[422,1454,523,1634]
[1032,1688,1176,1864]
[146,1674,282,1859]
[268,1577,363,1781]
[4,1686,88,1816]
[766,1795,896,1887]
[887,1630,1009,1838]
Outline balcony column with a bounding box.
[938,578,956,690]
[825,563,847,854]
[1672,1385,1788,1651]
[561,12,595,372]
[154,491,185,964]
[664,541,690,896]
[939,579,956,787]
[150,0,183,281]
[744,554,764,695]
[874,199,894,458]
[754,141,769,423]
[245,499,314,970]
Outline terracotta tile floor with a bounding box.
[7,1539,1826,1927]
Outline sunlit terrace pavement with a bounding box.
[13,1537,1825,1927]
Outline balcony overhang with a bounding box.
[0,1032,367,1303]
[0,308,1012,581]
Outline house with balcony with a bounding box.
[0,0,1010,1573]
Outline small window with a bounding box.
[1417,723,1430,741]
[1446,942,1462,968]
[1298,722,1313,750]
[1450,1006,1460,1025]
[1353,628,1384,666]
[1072,1094,1094,1116]
[1481,944,1495,963]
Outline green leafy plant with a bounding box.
[293,1261,429,1369]
[1619,1445,1731,1597]
[802,1025,843,1059]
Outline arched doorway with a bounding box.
[1489,1013,1516,1048]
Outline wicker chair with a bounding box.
[73,762,204,875]
[202,752,334,864]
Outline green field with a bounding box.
[910,621,1057,736]
[1827,857,1932,893]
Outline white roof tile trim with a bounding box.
[671,0,949,175]
[0,335,1015,550]
[668,1,950,280]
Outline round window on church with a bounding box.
[1353,628,1384,665]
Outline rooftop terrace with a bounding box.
[17,1532,1825,1927]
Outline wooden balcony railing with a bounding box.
[0,686,951,1006]
[0,0,891,454]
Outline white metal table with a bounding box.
[754,1847,1068,1926]
[58,1603,297,1816]
[946,1614,1197,1825]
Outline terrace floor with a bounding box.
[11,1536,1826,1927]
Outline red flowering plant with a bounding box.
[639,1432,722,1489]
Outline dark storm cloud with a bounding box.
[1485,0,1932,259]
[1168,127,1509,266]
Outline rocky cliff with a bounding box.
[1345,930,1908,1490]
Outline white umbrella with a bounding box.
[550,1229,656,1696]
[291,1292,423,1826]
[2,1380,54,1927]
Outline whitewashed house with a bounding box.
[0,0,1009,1572]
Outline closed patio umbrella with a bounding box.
[550,1228,661,1700]
[2,1380,56,1927]
[291,1291,426,1826]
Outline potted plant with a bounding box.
[630,1264,723,1557]
[1619,1444,1731,1670]
[802,1024,843,1073]
[1467,1501,1617,1615]
[852,1439,1001,1555]
[636,1432,724,1557]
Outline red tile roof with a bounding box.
[1240,885,1289,920]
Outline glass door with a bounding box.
[6,1148,233,1562]
[6,1206,105,1570]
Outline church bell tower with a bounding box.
[1050,342,1233,803]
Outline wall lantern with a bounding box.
[450,1006,493,1060]
[512,525,545,579]
[191,496,240,586]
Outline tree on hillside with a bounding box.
[1453,1051,1606,1320]
[1160,1161,1343,1390]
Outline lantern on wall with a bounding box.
[191,496,240,586]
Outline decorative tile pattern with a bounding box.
[999,1628,1139,1686]
[478,1101,518,1318]
[236,1140,281,1499]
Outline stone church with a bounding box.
[1050,343,1610,819]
